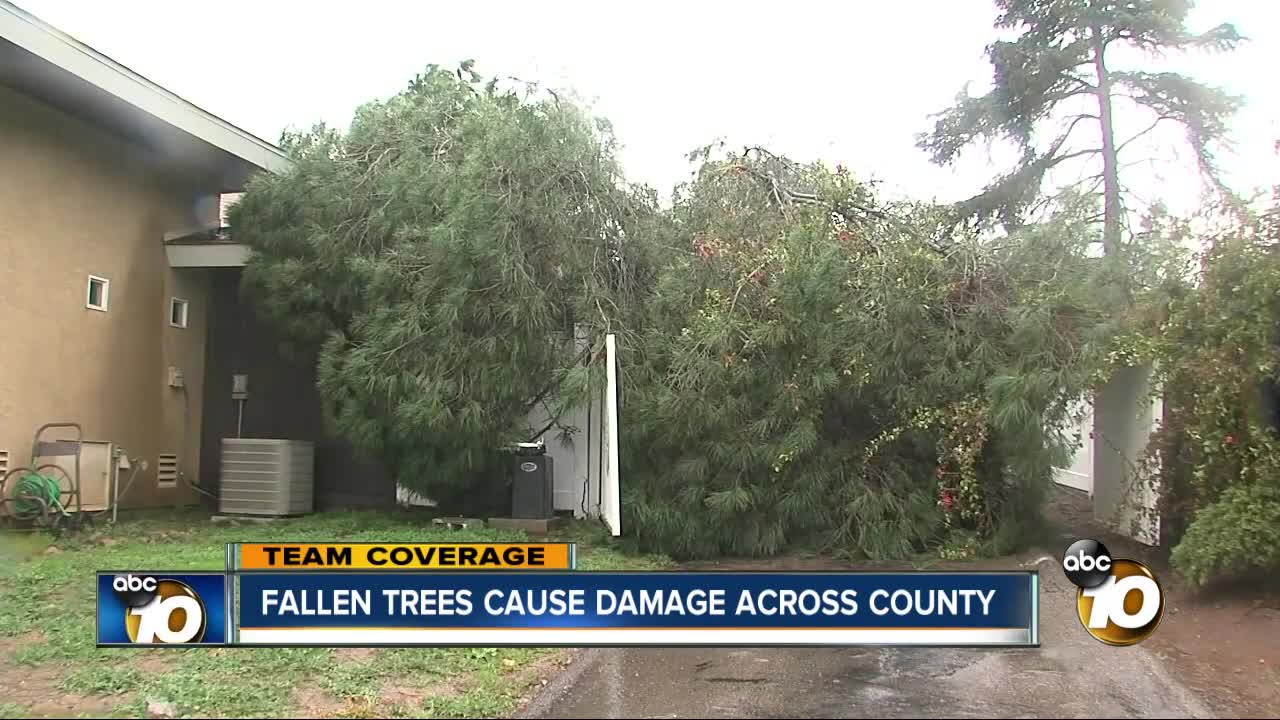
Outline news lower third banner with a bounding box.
[97,543,1040,647]
[236,571,1038,646]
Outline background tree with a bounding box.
[230,63,657,513]
[919,0,1243,275]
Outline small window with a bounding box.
[87,276,109,311]
[169,298,189,328]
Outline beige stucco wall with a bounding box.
[0,84,217,508]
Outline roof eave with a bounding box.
[0,0,291,177]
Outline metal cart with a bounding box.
[0,423,88,532]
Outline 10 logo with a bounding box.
[1062,539,1164,646]
[112,575,207,644]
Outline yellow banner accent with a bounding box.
[236,543,573,570]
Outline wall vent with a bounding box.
[157,454,179,487]
[0,450,8,477]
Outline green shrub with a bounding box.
[1130,200,1280,586]
[1171,482,1280,586]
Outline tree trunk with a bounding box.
[1091,25,1123,260]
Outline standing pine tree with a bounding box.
[919,0,1243,268]
[229,63,658,513]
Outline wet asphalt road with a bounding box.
[519,560,1211,719]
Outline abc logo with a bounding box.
[1061,540,1164,646]
[1062,538,1112,588]
[113,575,207,644]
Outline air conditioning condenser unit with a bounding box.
[218,439,314,516]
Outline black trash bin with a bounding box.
[511,442,554,519]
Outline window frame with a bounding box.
[169,297,189,328]
[86,275,110,311]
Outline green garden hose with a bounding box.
[12,472,64,517]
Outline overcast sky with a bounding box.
[17,0,1278,210]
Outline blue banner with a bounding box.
[236,572,1038,647]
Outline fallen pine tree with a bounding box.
[229,66,1116,558]
[618,145,1115,559]
[229,64,662,514]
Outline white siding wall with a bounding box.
[1092,364,1162,546]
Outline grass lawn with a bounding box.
[0,510,668,719]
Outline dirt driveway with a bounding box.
[519,488,1280,719]
[520,559,1215,719]
[1045,486,1280,717]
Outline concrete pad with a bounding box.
[210,514,289,524]
[487,517,566,534]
